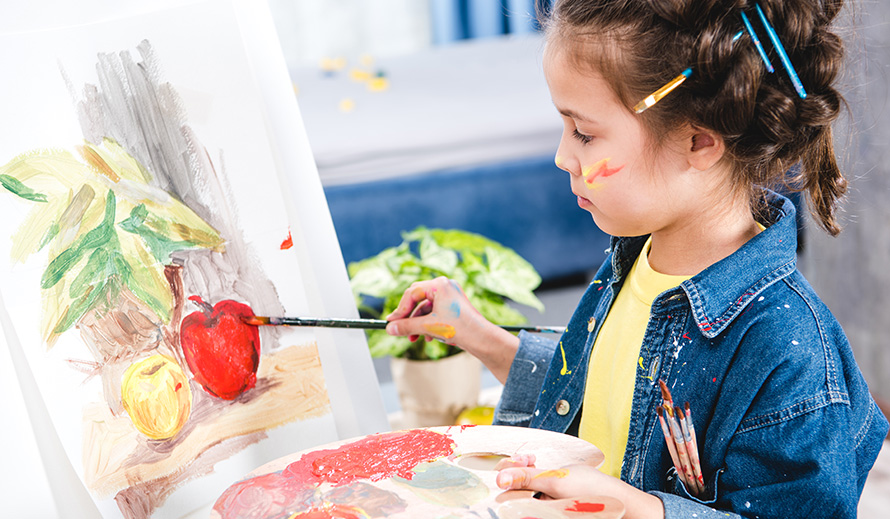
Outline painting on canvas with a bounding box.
[0,1,384,517]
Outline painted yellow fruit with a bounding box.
[121,354,191,440]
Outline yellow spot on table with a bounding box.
[367,76,389,92]
[339,98,355,112]
[349,68,372,82]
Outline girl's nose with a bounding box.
[554,148,581,177]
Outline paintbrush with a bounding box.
[242,315,565,334]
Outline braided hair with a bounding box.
[541,0,848,235]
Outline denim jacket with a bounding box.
[494,193,888,518]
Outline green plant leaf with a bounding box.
[0,173,47,202]
[418,235,458,274]
[422,340,451,360]
[349,226,545,359]
[470,290,528,326]
[367,329,414,358]
[474,246,544,311]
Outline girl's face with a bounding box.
[543,45,704,238]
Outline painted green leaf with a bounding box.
[0,173,47,202]
[68,247,110,300]
[53,279,110,335]
[41,191,115,289]
[117,229,173,324]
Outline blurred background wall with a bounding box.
[799,0,890,405]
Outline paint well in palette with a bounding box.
[457,452,510,471]
[392,460,488,507]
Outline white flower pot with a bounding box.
[389,351,482,428]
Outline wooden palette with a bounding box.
[212,425,622,518]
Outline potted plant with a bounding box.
[348,227,544,426]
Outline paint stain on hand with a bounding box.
[423,322,456,339]
[532,468,570,480]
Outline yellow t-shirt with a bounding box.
[579,238,691,478]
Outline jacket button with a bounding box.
[556,400,570,416]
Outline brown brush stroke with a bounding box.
[83,343,330,503]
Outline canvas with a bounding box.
[0,1,387,517]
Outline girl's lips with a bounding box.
[576,193,593,209]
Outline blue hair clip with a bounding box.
[740,11,775,73]
[754,3,807,99]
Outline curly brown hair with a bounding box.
[541,0,848,235]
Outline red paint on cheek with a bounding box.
[566,501,606,512]
[583,159,624,185]
[283,429,455,487]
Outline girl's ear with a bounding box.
[688,127,726,171]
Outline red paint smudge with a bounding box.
[682,333,691,340]
[712,377,717,382]
[583,159,624,185]
[283,429,455,487]
[174,382,182,391]
[567,501,606,512]
[281,230,293,250]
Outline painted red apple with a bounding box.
[180,295,261,400]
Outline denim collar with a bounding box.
[608,192,798,339]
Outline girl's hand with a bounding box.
[384,277,472,344]
[496,464,666,519]
[384,276,520,383]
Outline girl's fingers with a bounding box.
[496,467,541,491]
[385,285,429,320]
[494,453,537,470]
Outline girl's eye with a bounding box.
[572,129,593,145]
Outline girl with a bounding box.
[384,1,888,517]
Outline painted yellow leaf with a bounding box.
[81,139,152,184]
[0,148,94,196]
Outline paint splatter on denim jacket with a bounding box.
[494,192,888,519]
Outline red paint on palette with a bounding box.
[283,429,455,487]
[281,230,294,250]
[566,500,606,512]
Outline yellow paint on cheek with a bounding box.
[423,322,456,339]
[533,468,570,480]
[559,342,572,376]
